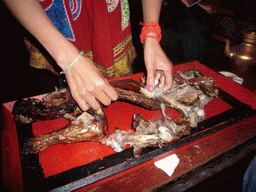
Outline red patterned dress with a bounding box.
[26,0,136,79]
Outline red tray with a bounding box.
[2,61,256,191]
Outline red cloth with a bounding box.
[37,0,135,78]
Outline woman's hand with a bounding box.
[144,37,173,92]
[3,0,118,111]
[141,0,171,91]
[63,55,118,111]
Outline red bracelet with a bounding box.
[139,21,162,44]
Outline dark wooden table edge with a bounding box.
[152,135,256,192]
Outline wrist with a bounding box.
[144,36,160,47]
[54,45,80,71]
[145,32,158,37]
[60,51,84,74]
[140,21,161,44]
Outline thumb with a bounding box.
[146,69,155,91]
[163,71,173,92]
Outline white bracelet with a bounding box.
[60,51,84,74]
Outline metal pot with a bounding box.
[225,28,256,65]
[225,28,256,75]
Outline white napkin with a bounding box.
[154,154,180,177]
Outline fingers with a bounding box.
[73,94,91,111]
[103,79,118,101]
[72,84,118,111]
[146,68,155,91]
[156,72,165,88]
[84,95,101,111]
[89,88,116,109]
[163,71,173,92]
[87,82,118,110]
[75,92,109,111]
[147,70,172,92]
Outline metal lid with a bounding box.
[242,28,256,43]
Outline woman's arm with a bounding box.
[142,0,173,91]
[3,0,118,111]
[142,0,162,22]
[3,0,78,67]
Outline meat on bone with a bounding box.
[13,67,218,156]
[23,108,107,154]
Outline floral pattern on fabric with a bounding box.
[40,0,76,41]
[121,0,129,30]
[106,0,129,31]
[69,0,82,20]
[106,0,119,12]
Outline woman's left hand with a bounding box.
[144,37,173,92]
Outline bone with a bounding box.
[22,108,107,154]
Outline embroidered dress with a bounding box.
[27,0,136,79]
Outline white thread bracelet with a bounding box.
[60,51,84,74]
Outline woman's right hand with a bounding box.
[3,0,118,111]
[63,55,118,111]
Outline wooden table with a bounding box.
[2,61,256,192]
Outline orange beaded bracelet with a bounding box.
[139,21,162,44]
